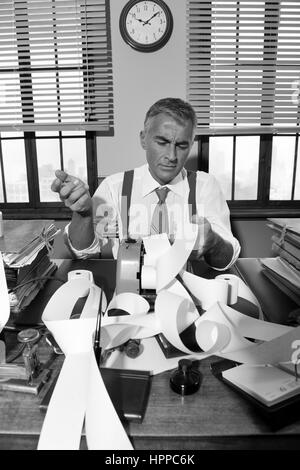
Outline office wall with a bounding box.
[98,0,187,176]
[49,1,273,260]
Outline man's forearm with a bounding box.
[204,232,234,269]
[68,212,95,250]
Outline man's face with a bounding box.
[140,113,195,185]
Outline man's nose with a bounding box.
[167,144,177,161]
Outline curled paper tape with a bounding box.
[103,230,297,376]
[180,270,229,310]
[143,225,198,292]
[39,270,133,450]
[107,292,149,316]
[0,252,9,332]
[195,320,231,354]
[141,265,156,290]
[155,290,199,355]
[155,224,198,292]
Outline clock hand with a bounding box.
[143,11,160,26]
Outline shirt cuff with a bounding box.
[64,223,100,259]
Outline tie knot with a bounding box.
[155,187,169,204]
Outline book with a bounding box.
[222,363,300,407]
[271,243,300,271]
[260,257,300,292]
[268,224,300,249]
[267,218,300,238]
[261,269,300,307]
[271,235,300,261]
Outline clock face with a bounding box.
[120,0,173,52]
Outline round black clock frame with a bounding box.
[119,0,174,53]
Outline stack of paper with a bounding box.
[262,218,300,306]
[0,220,60,313]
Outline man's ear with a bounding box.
[140,130,146,150]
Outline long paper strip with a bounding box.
[0,252,10,332]
[102,232,296,373]
[39,270,133,450]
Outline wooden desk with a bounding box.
[1,259,300,450]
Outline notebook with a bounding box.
[222,363,300,407]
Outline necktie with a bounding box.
[151,187,170,235]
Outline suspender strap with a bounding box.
[121,168,197,238]
[187,170,197,221]
[121,169,134,240]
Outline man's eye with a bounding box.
[157,140,167,145]
[178,144,189,150]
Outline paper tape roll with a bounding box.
[216,274,239,304]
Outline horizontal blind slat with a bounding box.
[0,0,113,132]
[187,0,300,131]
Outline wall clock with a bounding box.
[119,0,173,53]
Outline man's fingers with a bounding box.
[59,180,85,200]
[54,169,82,186]
[51,178,62,193]
[55,169,69,182]
[64,184,89,205]
[69,193,92,213]
[51,169,87,194]
[51,169,91,213]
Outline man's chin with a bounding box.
[157,166,177,183]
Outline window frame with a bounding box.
[0,131,98,219]
[195,133,300,219]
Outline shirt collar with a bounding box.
[141,164,187,198]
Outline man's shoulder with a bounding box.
[185,169,216,183]
[102,164,146,184]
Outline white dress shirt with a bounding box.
[65,164,240,269]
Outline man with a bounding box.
[51,97,240,269]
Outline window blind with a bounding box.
[0,0,113,132]
[187,0,300,135]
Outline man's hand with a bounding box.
[51,170,92,215]
[191,215,233,269]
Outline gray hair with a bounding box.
[144,97,197,131]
